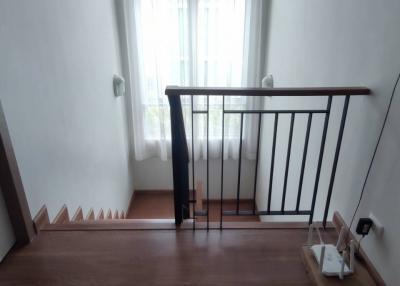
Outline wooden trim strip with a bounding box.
[42,220,333,231]
[135,189,196,195]
[71,207,83,222]
[86,208,95,221]
[332,211,385,285]
[133,190,174,195]
[0,102,35,245]
[204,199,255,203]
[133,189,252,203]
[96,209,104,220]
[52,205,69,224]
[165,86,371,97]
[33,205,49,233]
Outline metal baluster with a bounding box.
[323,96,350,227]
[236,113,244,214]
[206,95,209,231]
[220,96,225,230]
[281,113,295,212]
[309,96,332,224]
[252,114,262,214]
[267,114,279,213]
[296,113,313,213]
[191,95,195,230]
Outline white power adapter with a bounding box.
[369,213,384,237]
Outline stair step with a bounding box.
[96,209,104,220]
[52,205,69,224]
[72,218,176,224]
[71,207,84,222]
[33,205,50,233]
[86,208,95,220]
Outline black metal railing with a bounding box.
[166,86,370,229]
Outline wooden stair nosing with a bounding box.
[71,207,83,222]
[86,208,95,221]
[52,205,69,224]
[97,209,104,220]
[33,205,50,233]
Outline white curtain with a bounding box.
[123,0,268,161]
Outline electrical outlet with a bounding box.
[356,218,373,236]
[369,213,384,237]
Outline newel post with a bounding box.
[167,93,190,225]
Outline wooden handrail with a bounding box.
[165,86,370,96]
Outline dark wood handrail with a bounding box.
[165,86,370,96]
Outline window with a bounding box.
[125,0,265,161]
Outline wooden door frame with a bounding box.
[0,101,35,246]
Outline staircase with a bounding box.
[32,204,194,232]
[33,204,128,232]
[33,202,323,231]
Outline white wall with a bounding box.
[259,0,400,284]
[134,158,256,199]
[0,0,134,221]
[0,189,15,262]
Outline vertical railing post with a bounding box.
[236,113,244,214]
[252,114,262,215]
[191,95,195,230]
[206,95,210,231]
[281,113,295,212]
[296,113,312,213]
[309,96,332,224]
[323,96,350,227]
[220,96,225,229]
[167,94,190,225]
[267,114,279,213]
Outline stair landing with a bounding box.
[128,191,260,222]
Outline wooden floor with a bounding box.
[128,191,260,222]
[0,228,338,285]
[127,191,175,219]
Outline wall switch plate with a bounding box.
[369,213,384,237]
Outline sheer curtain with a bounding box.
[123,0,268,161]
